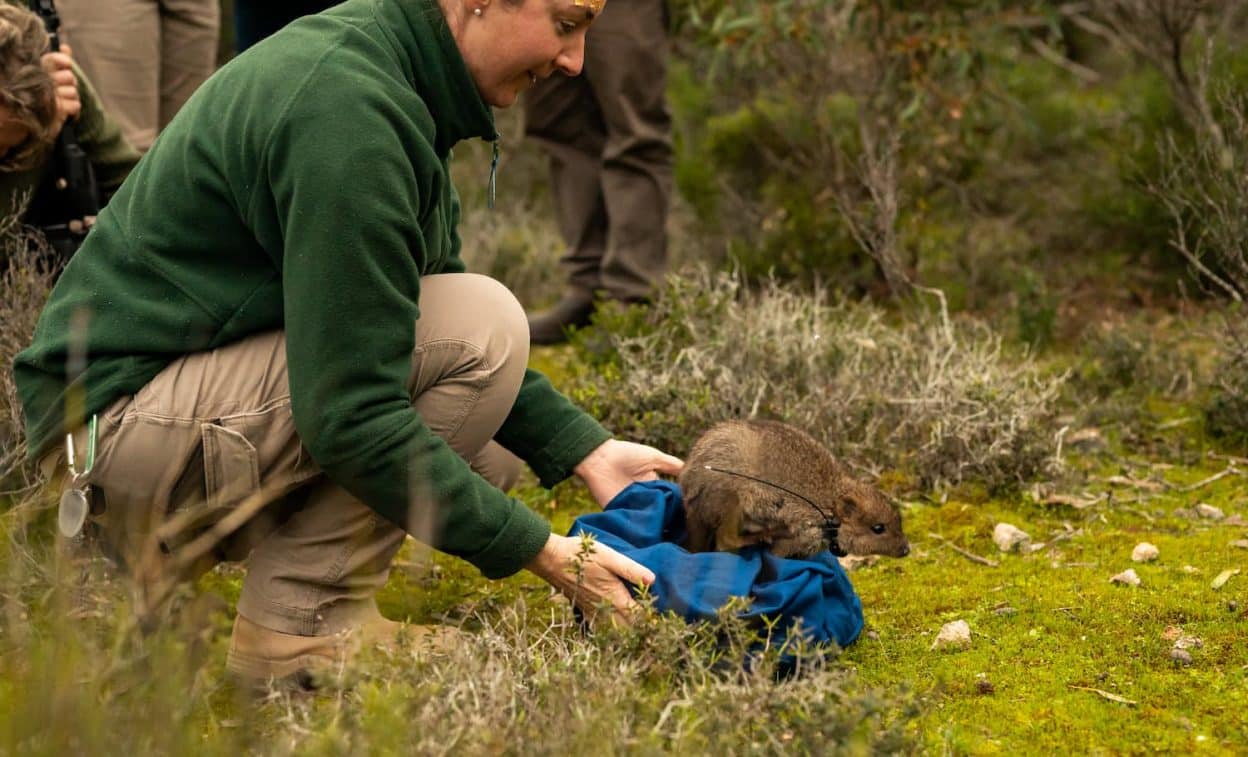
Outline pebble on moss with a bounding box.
[1195,504,1225,520]
[993,523,1030,552]
[931,620,972,651]
[1110,568,1141,586]
[1131,542,1159,562]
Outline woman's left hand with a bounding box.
[573,439,684,507]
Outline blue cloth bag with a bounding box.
[569,480,864,652]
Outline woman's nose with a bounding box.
[556,35,586,76]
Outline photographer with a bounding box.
[0,3,138,261]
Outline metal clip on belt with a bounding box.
[58,414,98,539]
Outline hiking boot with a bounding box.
[225,610,461,688]
[527,292,595,345]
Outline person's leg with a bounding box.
[157,0,220,130]
[57,0,161,151]
[523,57,609,343]
[41,328,309,615]
[237,273,530,637]
[55,274,526,644]
[582,0,673,303]
[524,71,609,300]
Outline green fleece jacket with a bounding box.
[14,0,611,579]
[0,61,139,220]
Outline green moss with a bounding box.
[844,471,1248,753]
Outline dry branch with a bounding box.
[927,532,1000,567]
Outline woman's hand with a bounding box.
[40,47,80,132]
[526,532,655,626]
[573,439,684,507]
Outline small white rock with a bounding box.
[1195,504,1225,520]
[930,620,972,651]
[993,523,1031,553]
[1110,568,1142,586]
[1131,542,1160,562]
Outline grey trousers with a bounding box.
[51,274,527,636]
[56,0,220,151]
[523,0,673,303]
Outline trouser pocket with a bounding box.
[159,422,260,557]
[202,422,260,510]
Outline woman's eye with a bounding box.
[871,524,886,534]
[559,21,578,34]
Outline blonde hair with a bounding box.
[0,4,56,172]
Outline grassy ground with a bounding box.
[1,329,1244,754]
[845,469,1247,753]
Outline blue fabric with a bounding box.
[569,480,864,653]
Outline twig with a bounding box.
[1176,466,1242,493]
[1103,475,1165,492]
[1040,492,1106,509]
[1069,685,1137,706]
[1155,416,1197,430]
[1027,37,1102,83]
[135,480,290,623]
[927,533,999,567]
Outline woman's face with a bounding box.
[458,0,598,108]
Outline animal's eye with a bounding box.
[871,523,886,534]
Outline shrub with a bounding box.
[667,0,1024,296]
[566,268,1066,491]
[1204,309,1248,447]
[0,221,56,493]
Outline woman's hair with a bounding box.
[0,4,56,172]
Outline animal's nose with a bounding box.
[898,542,911,557]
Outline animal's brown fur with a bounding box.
[678,420,909,559]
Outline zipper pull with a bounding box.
[488,139,500,210]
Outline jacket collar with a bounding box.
[371,0,498,155]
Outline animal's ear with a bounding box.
[841,495,858,513]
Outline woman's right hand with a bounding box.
[526,532,655,627]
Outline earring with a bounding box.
[473,7,482,15]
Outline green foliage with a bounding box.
[663,0,1248,319]
[667,0,1023,293]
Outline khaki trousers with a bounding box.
[54,274,527,636]
[523,0,673,303]
[56,0,220,152]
